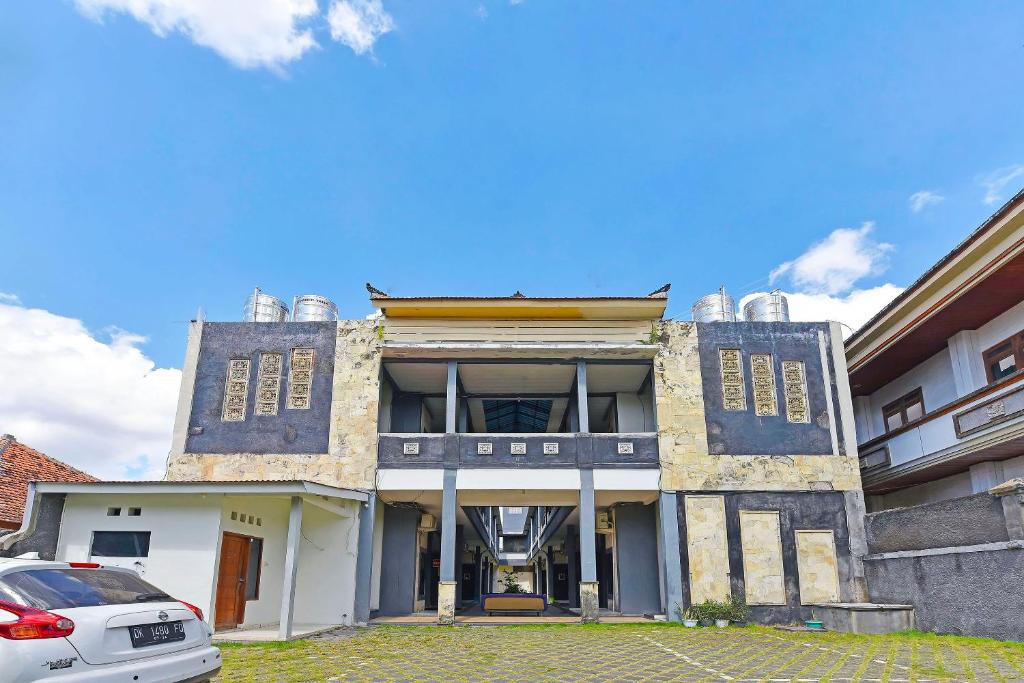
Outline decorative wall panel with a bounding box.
[684,495,731,603]
[739,511,786,605]
[221,359,251,422]
[782,360,810,423]
[254,352,283,416]
[750,353,778,417]
[719,349,746,411]
[287,348,315,410]
[795,529,840,604]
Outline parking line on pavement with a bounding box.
[638,634,735,680]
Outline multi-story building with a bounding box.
[2,286,867,638]
[847,190,1024,510]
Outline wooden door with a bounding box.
[215,532,250,629]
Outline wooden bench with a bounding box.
[481,593,547,616]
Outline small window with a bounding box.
[245,538,264,601]
[983,332,1023,383]
[106,507,121,517]
[882,388,925,433]
[127,508,141,517]
[90,531,151,558]
[230,511,238,521]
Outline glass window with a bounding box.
[882,388,925,433]
[90,531,151,557]
[245,538,263,601]
[983,333,1023,384]
[0,568,167,610]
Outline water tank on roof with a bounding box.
[743,290,790,322]
[242,288,289,322]
[292,294,338,322]
[691,288,737,323]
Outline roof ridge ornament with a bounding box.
[647,283,671,298]
[366,282,389,298]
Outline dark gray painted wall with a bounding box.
[0,493,65,560]
[865,547,1024,641]
[615,502,661,615]
[676,491,852,624]
[185,322,336,454]
[865,493,1008,554]
[377,504,420,616]
[695,322,844,456]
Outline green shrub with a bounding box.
[686,599,732,622]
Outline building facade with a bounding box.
[157,287,866,627]
[847,190,1024,511]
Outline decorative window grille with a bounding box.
[782,360,810,423]
[287,348,314,409]
[254,353,283,416]
[222,358,251,421]
[719,348,746,411]
[750,353,778,416]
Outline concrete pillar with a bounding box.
[455,525,465,610]
[576,361,590,432]
[353,493,377,625]
[438,469,457,625]
[948,330,986,397]
[446,362,458,433]
[566,525,579,608]
[970,461,1006,493]
[168,321,204,462]
[657,492,683,621]
[545,546,555,598]
[579,469,599,623]
[278,496,303,640]
[989,478,1024,541]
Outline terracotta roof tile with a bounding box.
[0,435,98,526]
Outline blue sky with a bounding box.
[1,1,1023,477]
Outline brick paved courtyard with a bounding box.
[215,624,1024,682]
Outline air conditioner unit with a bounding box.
[596,511,614,534]
[418,513,437,531]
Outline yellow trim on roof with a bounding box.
[374,298,667,320]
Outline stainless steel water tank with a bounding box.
[743,290,790,322]
[292,294,338,322]
[242,289,289,322]
[691,288,737,322]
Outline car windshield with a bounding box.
[0,568,170,609]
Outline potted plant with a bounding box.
[728,597,749,627]
[689,599,729,627]
[679,604,699,627]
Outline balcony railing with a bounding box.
[858,371,1024,490]
[377,432,659,469]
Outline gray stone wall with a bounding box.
[0,493,65,560]
[184,322,337,455]
[696,322,844,456]
[865,547,1024,641]
[865,493,1009,553]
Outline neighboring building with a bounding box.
[0,434,97,530]
[3,286,867,638]
[846,189,1024,511]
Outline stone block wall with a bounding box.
[654,321,861,492]
[166,320,383,490]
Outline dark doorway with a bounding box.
[461,564,476,602]
[553,564,569,601]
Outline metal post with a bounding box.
[278,496,303,640]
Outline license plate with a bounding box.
[129,621,186,648]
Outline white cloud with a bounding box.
[475,4,489,20]
[327,0,394,55]
[0,292,20,304]
[909,190,944,213]
[74,0,320,70]
[739,285,904,338]
[0,302,180,480]
[980,164,1024,206]
[768,222,894,296]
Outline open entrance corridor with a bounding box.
[214,624,1024,682]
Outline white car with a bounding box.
[0,558,221,683]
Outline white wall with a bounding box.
[370,501,384,611]
[868,471,974,511]
[57,494,223,621]
[218,496,290,627]
[864,349,957,441]
[292,502,359,626]
[975,299,1024,359]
